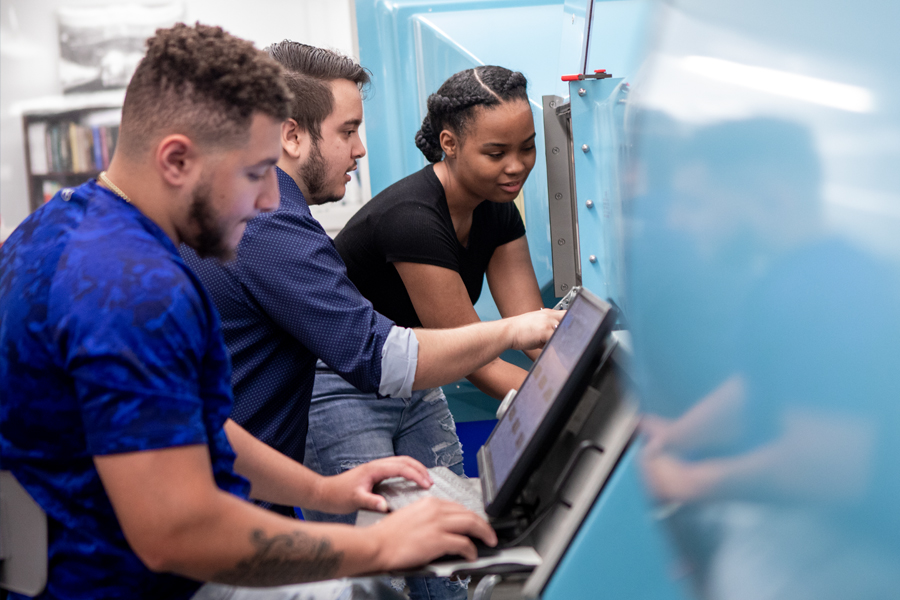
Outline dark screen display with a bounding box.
[487,296,607,490]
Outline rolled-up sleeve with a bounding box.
[379,326,419,398]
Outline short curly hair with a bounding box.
[118,23,292,158]
[415,66,528,163]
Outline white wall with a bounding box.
[0,0,360,236]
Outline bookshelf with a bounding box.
[19,91,124,212]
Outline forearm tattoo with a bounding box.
[213,529,345,586]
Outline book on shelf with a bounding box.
[92,127,103,170]
[27,109,121,175]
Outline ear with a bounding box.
[281,118,310,160]
[155,134,199,187]
[439,129,459,160]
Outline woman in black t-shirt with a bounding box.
[304,72,544,597]
[336,65,544,398]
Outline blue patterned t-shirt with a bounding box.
[0,180,250,599]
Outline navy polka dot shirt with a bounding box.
[181,167,394,465]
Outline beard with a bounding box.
[300,138,344,205]
[189,181,234,262]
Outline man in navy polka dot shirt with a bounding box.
[181,42,562,518]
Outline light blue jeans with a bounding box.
[303,362,468,600]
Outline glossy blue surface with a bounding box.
[628,0,900,597]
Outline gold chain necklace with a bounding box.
[98,171,131,203]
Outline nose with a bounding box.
[257,167,280,213]
[508,148,535,177]
[353,132,366,160]
[505,155,526,176]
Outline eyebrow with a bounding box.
[248,157,279,169]
[482,133,537,148]
[343,118,363,127]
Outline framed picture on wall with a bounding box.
[56,2,185,94]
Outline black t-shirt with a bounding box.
[335,164,526,328]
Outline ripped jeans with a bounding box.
[303,361,468,600]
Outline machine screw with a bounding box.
[552,146,560,154]
[582,144,590,152]
[589,255,597,263]
[561,283,569,291]
[585,199,594,208]
[557,238,566,246]
[555,192,563,200]
[578,88,586,96]
[549,101,556,108]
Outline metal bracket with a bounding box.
[543,95,582,297]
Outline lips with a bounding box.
[499,181,523,194]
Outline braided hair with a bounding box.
[415,66,528,163]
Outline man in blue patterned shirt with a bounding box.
[0,24,511,600]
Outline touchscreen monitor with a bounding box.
[479,288,615,517]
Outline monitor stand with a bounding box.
[355,332,639,590]
[504,332,639,596]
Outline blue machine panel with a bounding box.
[569,76,628,308]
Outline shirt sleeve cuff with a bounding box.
[379,326,418,398]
